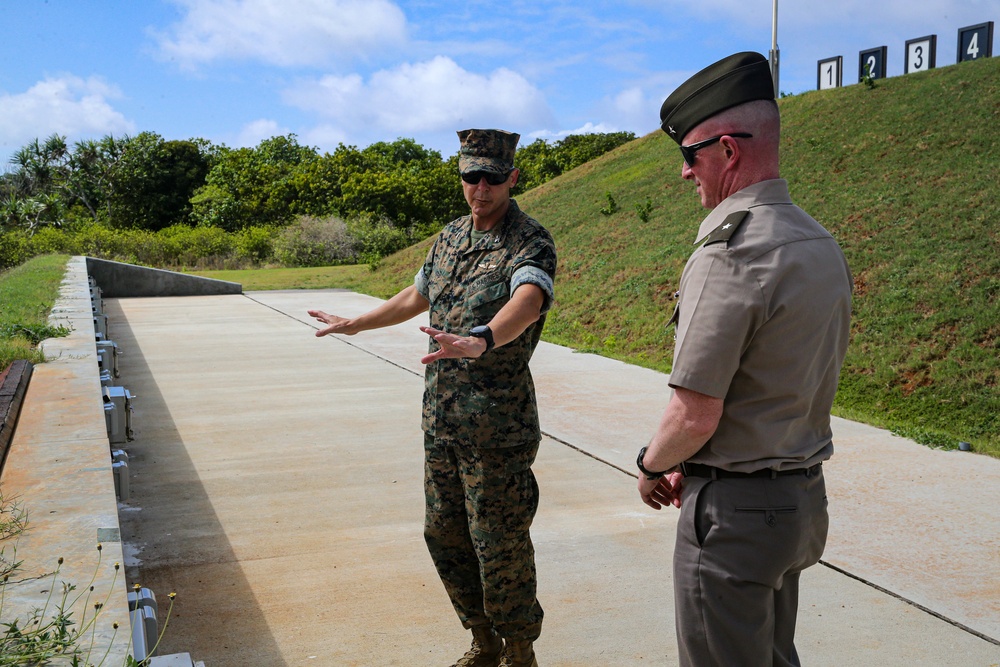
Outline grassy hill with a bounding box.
[323,55,999,457]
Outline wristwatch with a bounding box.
[469,325,495,353]
[636,446,668,480]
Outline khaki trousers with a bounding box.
[673,467,828,666]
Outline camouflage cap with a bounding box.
[659,52,774,145]
[457,129,519,175]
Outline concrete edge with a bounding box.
[1,256,132,664]
[0,257,201,666]
[0,359,33,476]
[85,256,242,298]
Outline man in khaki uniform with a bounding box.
[636,52,852,666]
[310,129,555,667]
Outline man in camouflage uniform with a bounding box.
[309,128,556,667]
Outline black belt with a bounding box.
[680,462,822,480]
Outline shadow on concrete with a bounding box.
[106,299,288,667]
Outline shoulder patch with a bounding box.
[697,210,749,247]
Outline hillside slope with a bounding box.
[357,56,1000,456]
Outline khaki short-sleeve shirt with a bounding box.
[669,180,853,471]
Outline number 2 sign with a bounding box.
[817,56,843,90]
[905,35,937,73]
[859,46,888,82]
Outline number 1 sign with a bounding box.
[958,22,994,62]
[905,35,937,73]
[817,56,843,90]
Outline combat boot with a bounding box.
[498,639,537,667]
[450,625,503,667]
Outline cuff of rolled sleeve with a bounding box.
[414,268,430,300]
[511,265,555,314]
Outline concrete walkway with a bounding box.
[106,289,999,666]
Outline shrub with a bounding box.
[347,214,415,269]
[0,231,32,270]
[274,215,358,267]
[235,226,278,265]
[158,225,234,267]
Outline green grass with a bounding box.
[0,254,71,370]
[202,57,1000,458]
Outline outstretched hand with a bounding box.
[419,326,487,364]
[308,310,358,337]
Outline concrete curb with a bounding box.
[0,256,206,667]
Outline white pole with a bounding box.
[769,0,780,96]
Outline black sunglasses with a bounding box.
[462,170,511,186]
[679,133,753,166]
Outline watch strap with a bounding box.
[470,325,495,353]
[637,446,668,480]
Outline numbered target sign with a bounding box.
[957,22,994,62]
[905,35,936,73]
[817,56,843,90]
[859,46,888,82]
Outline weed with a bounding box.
[599,192,618,216]
[634,197,653,223]
[0,489,176,666]
[860,62,877,90]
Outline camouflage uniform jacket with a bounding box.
[415,199,556,448]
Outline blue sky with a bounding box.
[1,0,997,164]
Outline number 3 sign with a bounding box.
[905,35,937,73]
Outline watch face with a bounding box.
[470,325,494,351]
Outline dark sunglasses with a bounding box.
[461,170,511,186]
[680,133,752,166]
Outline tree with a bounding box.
[513,139,562,192]
[191,135,317,231]
[67,135,129,220]
[513,131,636,193]
[106,133,209,230]
[332,139,466,231]
[1,135,71,231]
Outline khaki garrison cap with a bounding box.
[457,129,519,175]
[659,52,775,144]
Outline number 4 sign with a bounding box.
[958,22,994,62]
[905,35,937,73]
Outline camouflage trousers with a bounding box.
[423,434,544,641]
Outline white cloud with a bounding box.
[156,0,408,68]
[284,56,554,137]
[640,0,995,30]
[527,122,621,144]
[235,118,290,148]
[300,124,352,152]
[0,76,135,157]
